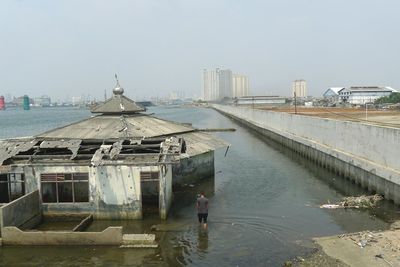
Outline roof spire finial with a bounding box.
[115,73,120,87]
[113,74,124,95]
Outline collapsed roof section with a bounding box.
[0,136,186,167]
[0,139,38,166]
[0,133,228,167]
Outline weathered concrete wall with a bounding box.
[172,151,215,187]
[7,163,180,220]
[213,104,400,203]
[6,153,213,220]
[9,165,144,220]
[91,165,142,219]
[1,226,123,246]
[0,190,41,235]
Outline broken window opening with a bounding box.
[140,171,160,215]
[0,173,25,203]
[140,171,160,182]
[40,173,89,203]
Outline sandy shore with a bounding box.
[294,227,400,267]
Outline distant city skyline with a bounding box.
[203,68,250,100]
[1,1,400,100]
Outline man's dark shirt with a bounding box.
[197,197,208,214]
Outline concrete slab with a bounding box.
[2,226,123,246]
[121,234,158,248]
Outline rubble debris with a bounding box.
[342,195,383,208]
[109,140,123,159]
[320,194,383,209]
[339,230,384,249]
[91,145,112,167]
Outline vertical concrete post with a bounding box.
[159,165,172,220]
[0,208,4,236]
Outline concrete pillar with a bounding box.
[159,165,172,220]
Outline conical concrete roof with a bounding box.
[91,80,145,114]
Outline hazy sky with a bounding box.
[1,0,400,100]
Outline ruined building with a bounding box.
[0,81,226,220]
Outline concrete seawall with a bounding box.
[213,104,400,204]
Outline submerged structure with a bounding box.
[0,80,226,221]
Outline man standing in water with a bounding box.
[196,191,209,228]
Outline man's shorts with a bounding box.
[198,213,208,223]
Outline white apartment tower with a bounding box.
[203,68,233,100]
[233,74,249,98]
[292,79,307,98]
[203,69,219,101]
[217,69,233,99]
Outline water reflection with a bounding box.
[197,227,209,254]
[246,127,400,226]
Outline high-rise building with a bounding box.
[292,79,307,98]
[232,74,249,98]
[217,69,233,99]
[203,69,219,101]
[203,68,233,101]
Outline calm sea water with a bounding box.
[0,107,92,139]
[0,106,399,267]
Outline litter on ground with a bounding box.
[320,194,383,209]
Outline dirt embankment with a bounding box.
[257,106,400,128]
